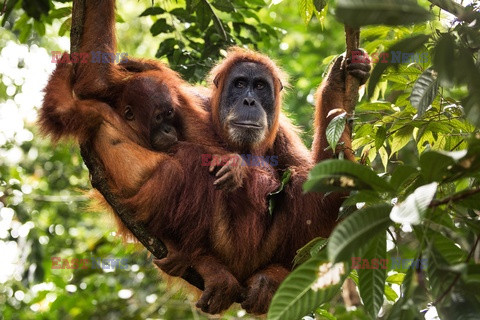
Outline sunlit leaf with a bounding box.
[326,112,347,152]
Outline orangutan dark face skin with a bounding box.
[218,62,276,150]
[120,75,179,151]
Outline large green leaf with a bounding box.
[410,68,439,116]
[326,112,347,152]
[328,204,392,262]
[304,160,394,193]
[368,34,430,97]
[267,256,346,320]
[358,232,387,318]
[335,0,431,27]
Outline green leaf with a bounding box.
[326,112,346,152]
[19,22,33,42]
[49,7,71,19]
[328,204,392,263]
[419,150,467,182]
[33,20,46,36]
[384,285,398,302]
[379,146,389,172]
[58,17,72,36]
[386,273,405,285]
[212,0,235,12]
[293,237,327,267]
[341,190,383,207]
[196,0,212,30]
[22,0,50,20]
[267,256,346,320]
[429,229,466,263]
[410,68,439,116]
[336,0,431,27]
[304,160,394,193]
[375,126,387,150]
[268,169,292,216]
[156,38,176,58]
[358,232,387,318]
[150,18,174,36]
[313,0,327,12]
[140,7,166,16]
[433,33,456,87]
[390,165,418,190]
[426,246,456,296]
[390,126,413,155]
[300,0,315,25]
[368,34,430,97]
[390,182,438,225]
[315,308,337,320]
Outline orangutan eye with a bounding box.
[165,108,174,118]
[255,81,265,90]
[235,80,247,88]
[124,106,134,121]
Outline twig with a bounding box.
[429,188,480,208]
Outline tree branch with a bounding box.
[343,25,360,131]
[429,187,480,208]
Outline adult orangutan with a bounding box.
[190,48,371,314]
[40,0,287,313]
[42,0,371,315]
[40,58,284,313]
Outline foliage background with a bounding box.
[0,0,479,319]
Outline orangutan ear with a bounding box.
[277,78,284,92]
[213,74,221,88]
